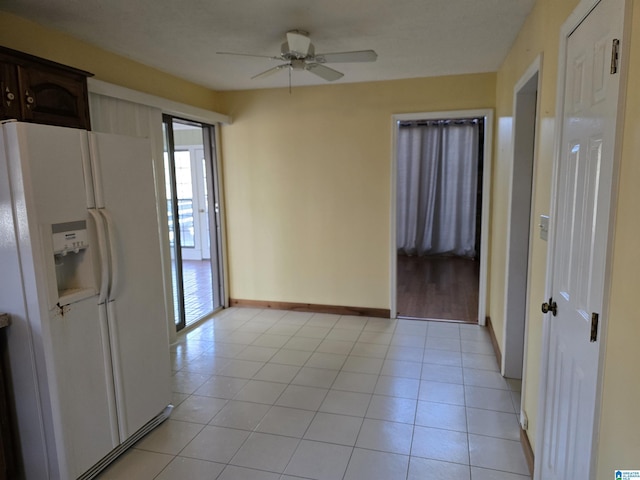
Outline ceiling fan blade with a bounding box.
[305,63,344,81]
[286,30,311,57]
[217,51,281,60]
[313,50,378,63]
[251,64,289,80]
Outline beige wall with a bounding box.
[491,0,579,451]
[0,11,222,112]
[596,2,640,475]
[494,0,640,472]
[217,75,495,309]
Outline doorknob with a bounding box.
[541,298,557,316]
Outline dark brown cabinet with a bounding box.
[0,60,20,120]
[0,47,92,130]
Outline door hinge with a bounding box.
[590,312,599,342]
[611,39,620,74]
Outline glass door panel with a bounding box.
[174,151,197,254]
[162,122,185,330]
[163,116,223,331]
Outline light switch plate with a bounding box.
[539,215,550,241]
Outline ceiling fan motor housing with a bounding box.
[282,30,313,59]
[290,59,306,70]
[281,41,314,60]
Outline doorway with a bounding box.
[163,116,224,331]
[391,110,493,324]
[503,59,540,379]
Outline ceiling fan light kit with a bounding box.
[218,29,377,88]
[284,30,312,58]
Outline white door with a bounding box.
[537,0,625,478]
[174,149,200,260]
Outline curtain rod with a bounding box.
[398,117,482,128]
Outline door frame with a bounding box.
[389,109,493,324]
[194,146,211,260]
[213,124,230,309]
[163,118,187,332]
[204,124,228,309]
[163,115,227,331]
[534,0,630,476]
[503,55,542,380]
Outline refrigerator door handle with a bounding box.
[88,208,110,304]
[100,208,121,301]
[88,133,105,207]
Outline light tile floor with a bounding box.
[98,308,530,480]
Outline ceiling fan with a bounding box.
[217,30,377,84]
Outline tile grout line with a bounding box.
[154,309,530,479]
[459,322,474,480]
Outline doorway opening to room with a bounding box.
[392,110,492,324]
[503,59,540,379]
[163,115,224,331]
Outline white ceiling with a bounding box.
[1,0,536,91]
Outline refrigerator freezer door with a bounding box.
[90,132,171,439]
[1,123,118,478]
[3,122,95,309]
[0,124,50,480]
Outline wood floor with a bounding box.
[173,260,215,328]
[397,254,479,322]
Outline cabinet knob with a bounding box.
[1,83,15,107]
[24,89,35,108]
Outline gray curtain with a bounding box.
[397,119,480,257]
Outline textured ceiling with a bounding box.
[1,0,536,91]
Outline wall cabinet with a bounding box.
[0,47,92,130]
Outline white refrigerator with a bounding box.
[0,121,172,479]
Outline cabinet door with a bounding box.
[17,65,90,129]
[0,62,20,120]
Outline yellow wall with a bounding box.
[495,0,640,472]
[0,11,222,112]
[217,75,495,309]
[492,0,579,451]
[597,2,640,475]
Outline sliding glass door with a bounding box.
[163,116,224,331]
